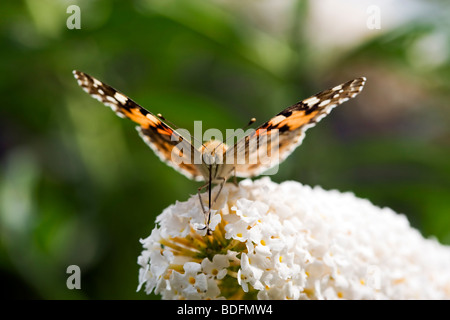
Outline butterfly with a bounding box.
[73,70,366,234]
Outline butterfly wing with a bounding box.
[226,77,366,178]
[73,70,204,181]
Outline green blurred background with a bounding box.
[1,0,449,299]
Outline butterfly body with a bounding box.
[197,140,232,184]
[73,70,366,234]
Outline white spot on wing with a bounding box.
[114,92,128,104]
[269,115,286,126]
[93,78,102,88]
[318,99,331,107]
[303,96,320,106]
[106,96,116,103]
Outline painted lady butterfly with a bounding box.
[73,70,366,234]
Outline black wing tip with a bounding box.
[72,70,86,81]
[352,76,367,87]
[73,70,92,81]
[346,77,367,95]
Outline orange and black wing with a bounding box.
[73,70,204,181]
[226,77,366,177]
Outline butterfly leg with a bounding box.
[212,177,226,204]
[202,177,226,235]
[233,167,238,186]
[196,175,228,235]
[197,182,215,235]
[197,182,210,214]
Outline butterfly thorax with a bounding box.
[199,140,228,162]
[199,140,233,183]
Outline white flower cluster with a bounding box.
[137,177,450,299]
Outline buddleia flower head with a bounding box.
[137,178,450,299]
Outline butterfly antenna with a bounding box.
[157,113,179,129]
[244,117,257,129]
[157,113,207,149]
